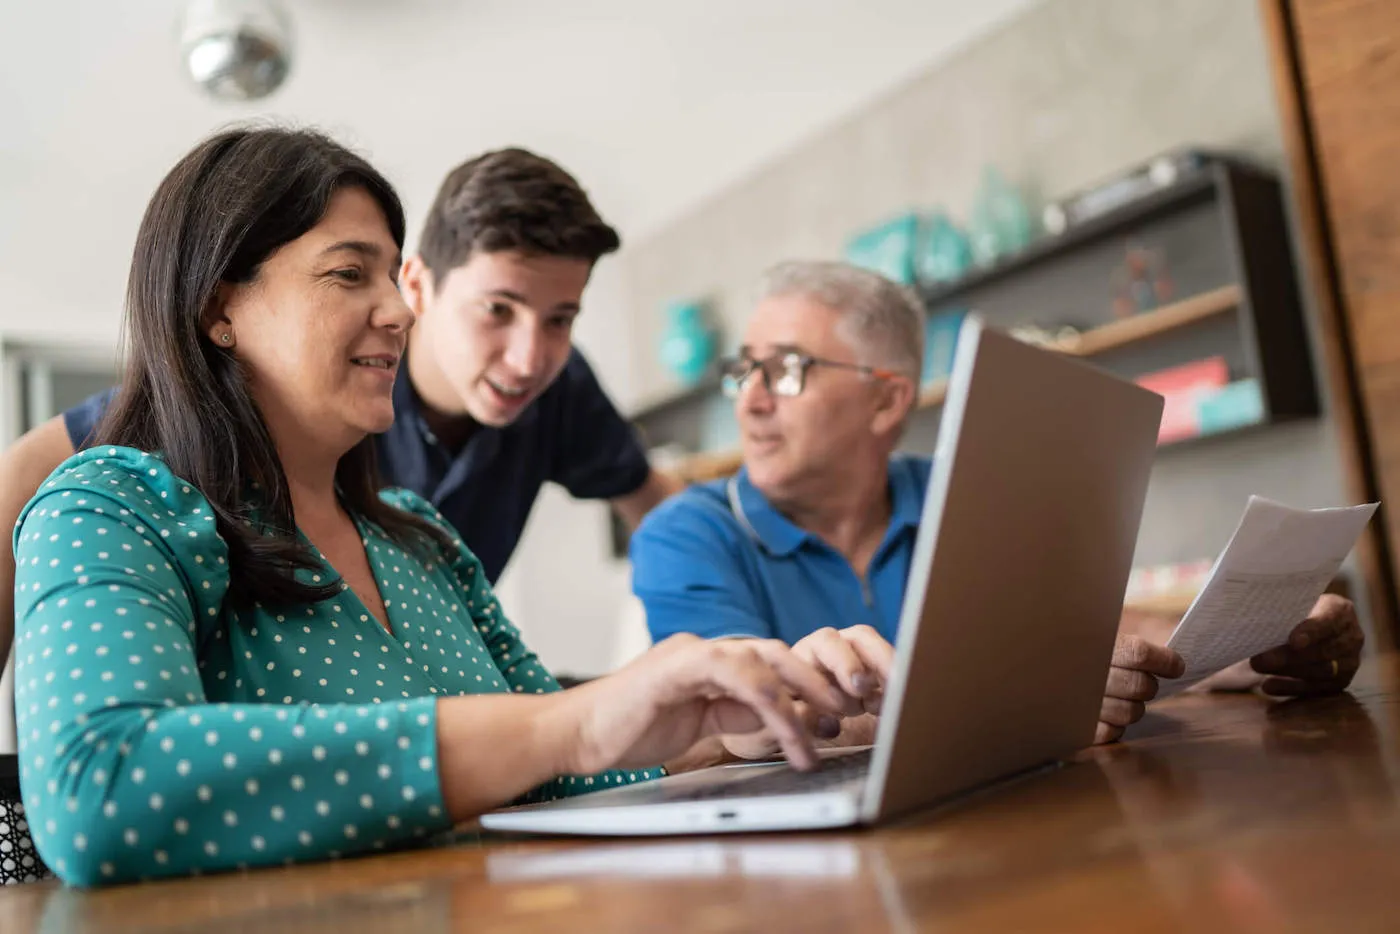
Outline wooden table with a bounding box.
[6,655,1400,933]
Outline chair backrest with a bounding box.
[1,753,51,885]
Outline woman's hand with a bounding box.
[719,625,895,761]
[792,625,893,712]
[554,633,856,774]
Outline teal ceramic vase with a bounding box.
[844,213,920,285]
[916,211,972,284]
[968,166,1035,267]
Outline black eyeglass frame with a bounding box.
[719,351,901,398]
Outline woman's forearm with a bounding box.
[22,695,448,885]
[433,692,578,821]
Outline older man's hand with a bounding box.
[1095,635,1185,744]
[1249,594,1363,696]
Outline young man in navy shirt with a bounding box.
[630,261,1366,744]
[0,148,679,666]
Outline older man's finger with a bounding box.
[1251,645,1290,673]
[1260,674,1352,697]
[1288,621,1365,661]
[1253,651,1361,682]
[1095,721,1126,745]
[1253,633,1363,675]
[1288,595,1359,650]
[1099,696,1146,729]
[1111,635,1186,679]
[1104,665,1159,703]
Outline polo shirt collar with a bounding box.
[728,468,811,557]
[729,458,924,558]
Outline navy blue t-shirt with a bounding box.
[61,347,651,583]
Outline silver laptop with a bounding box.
[481,316,1164,836]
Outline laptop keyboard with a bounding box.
[664,749,872,802]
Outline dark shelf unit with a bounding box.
[915,156,1318,428]
[917,171,1219,309]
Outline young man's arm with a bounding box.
[0,417,78,667]
[610,469,685,531]
[550,349,681,527]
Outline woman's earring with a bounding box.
[220,333,232,345]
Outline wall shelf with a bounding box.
[1054,284,1241,357]
[637,157,1319,493]
[917,170,1220,310]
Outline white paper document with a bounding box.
[1161,496,1378,695]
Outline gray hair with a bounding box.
[759,260,925,378]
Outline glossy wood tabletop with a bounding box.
[6,655,1400,934]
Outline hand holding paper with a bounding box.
[1248,593,1365,696]
[1161,496,1377,696]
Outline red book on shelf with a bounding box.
[1135,356,1229,443]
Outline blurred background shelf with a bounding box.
[916,170,1221,311]
[634,157,1317,489]
[1058,284,1241,356]
[659,283,1247,482]
[913,283,1242,409]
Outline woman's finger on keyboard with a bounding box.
[839,625,895,685]
[789,628,872,715]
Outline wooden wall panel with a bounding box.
[1260,0,1400,644]
[1295,0,1400,369]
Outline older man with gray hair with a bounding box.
[631,259,1366,744]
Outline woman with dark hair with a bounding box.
[9,127,885,885]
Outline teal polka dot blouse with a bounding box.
[11,447,661,885]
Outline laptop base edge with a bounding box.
[480,790,862,836]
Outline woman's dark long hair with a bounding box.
[96,126,452,609]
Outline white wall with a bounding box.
[2,1,1041,343]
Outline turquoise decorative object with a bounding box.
[1196,379,1265,435]
[968,166,1035,268]
[916,211,972,285]
[844,213,920,285]
[659,300,717,387]
[923,310,968,387]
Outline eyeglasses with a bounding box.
[719,351,900,399]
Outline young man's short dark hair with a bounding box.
[416,148,622,284]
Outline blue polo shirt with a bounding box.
[60,347,650,584]
[631,455,932,645]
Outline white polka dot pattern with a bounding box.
[11,448,660,885]
[376,490,663,805]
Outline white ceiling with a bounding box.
[0,0,1036,341]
